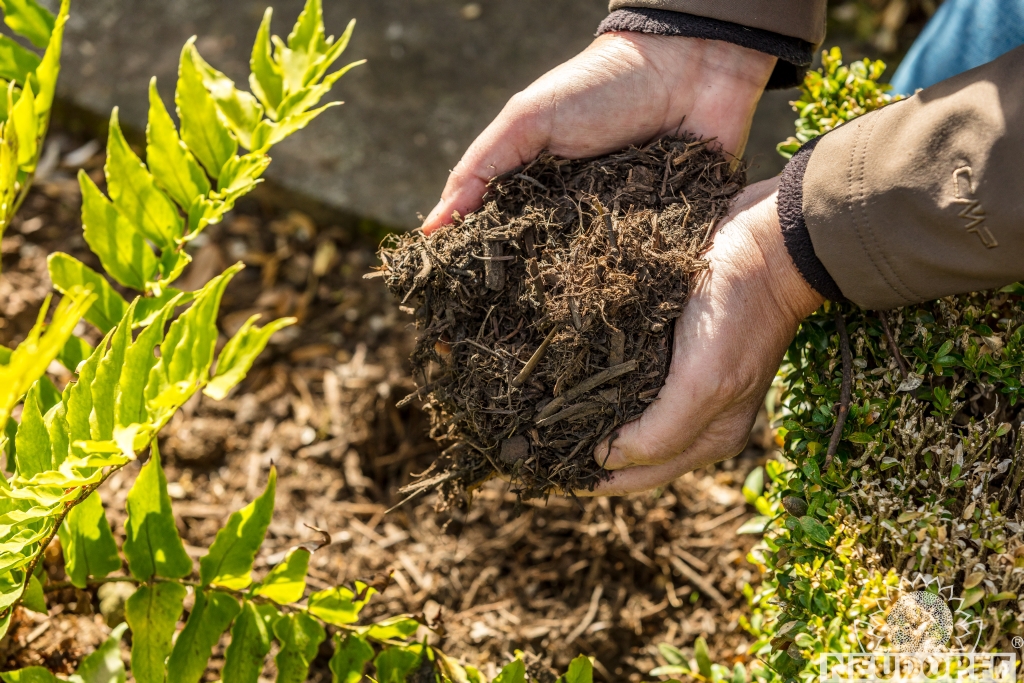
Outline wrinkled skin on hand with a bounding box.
[422,32,777,234]
[582,178,825,496]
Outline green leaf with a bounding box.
[271,613,323,683]
[363,615,420,642]
[799,515,832,545]
[249,8,283,117]
[961,586,985,610]
[0,34,40,83]
[176,40,237,181]
[146,78,210,211]
[254,547,308,604]
[57,335,94,374]
[21,574,45,613]
[737,515,770,535]
[199,466,277,589]
[14,381,52,478]
[250,101,340,152]
[189,49,264,150]
[694,638,712,679]
[0,288,95,431]
[166,590,241,683]
[287,0,323,57]
[562,655,594,683]
[222,601,273,683]
[658,643,689,668]
[65,326,110,452]
[59,491,121,588]
[125,582,187,683]
[742,466,764,504]
[373,646,420,683]
[275,58,360,121]
[90,301,136,442]
[274,613,324,683]
[328,633,373,683]
[146,264,242,426]
[105,108,182,251]
[493,659,526,683]
[0,0,55,49]
[732,662,747,683]
[123,446,192,580]
[47,254,129,333]
[215,152,270,195]
[11,80,36,169]
[0,668,58,683]
[32,0,68,127]
[205,314,295,400]
[308,582,374,626]
[79,170,159,290]
[69,623,128,683]
[115,295,179,430]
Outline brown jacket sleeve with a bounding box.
[800,45,1024,310]
[608,0,827,45]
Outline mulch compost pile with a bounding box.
[379,135,744,499]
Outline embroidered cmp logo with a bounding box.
[953,166,998,248]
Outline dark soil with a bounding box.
[379,135,743,500]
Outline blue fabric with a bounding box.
[889,0,1024,95]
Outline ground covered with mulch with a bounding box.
[0,130,770,682]
[380,136,742,500]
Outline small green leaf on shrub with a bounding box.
[742,466,764,503]
[847,432,873,444]
[799,516,831,545]
[658,643,688,668]
[961,586,986,610]
[694,637,712,678]
[21,575,45,613]
[737,515,770,535]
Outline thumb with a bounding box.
[422,101,550,234]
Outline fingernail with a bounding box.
[594,443,626,470]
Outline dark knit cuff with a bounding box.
[777,136,846,302]
[597,8,814,89]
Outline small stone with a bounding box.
[499,435,529,464]
[460,3,482,20]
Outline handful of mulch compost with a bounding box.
[377,134,744,501]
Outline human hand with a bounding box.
[580,177,825,496]
[421,32,777,234]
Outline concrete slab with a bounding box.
[55,0,797,228]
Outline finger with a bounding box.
[422,99,550,235]
[579,428,730,496]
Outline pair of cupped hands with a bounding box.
[422,33,825,495]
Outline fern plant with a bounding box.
[0,3,607,681]
[0,0,70,255]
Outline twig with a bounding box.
[825,308,853,471]
[512,325,558,387]
[534,401,604,429]
[668,556,728,608]
[565,584,603,644]
[536,360,638,420]
[878,311,909,379]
